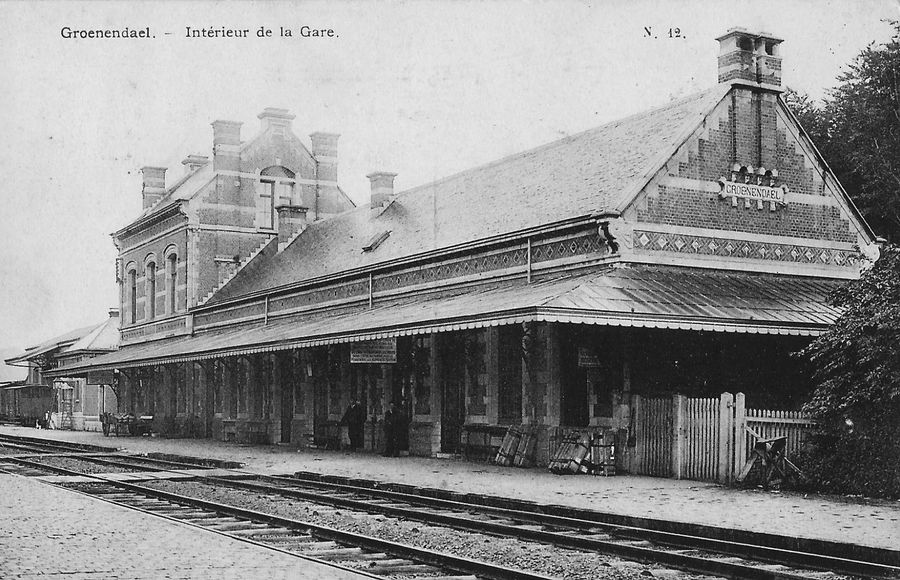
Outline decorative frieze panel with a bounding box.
[633,230,857,267]
[531,233,606,263]
[122,316,189,343]
[269,280,369,313]
[196,301,266,327]
[194,228,608,331]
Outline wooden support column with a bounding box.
[486,326,499,425]
[672,393,687,479]
[546,323,561,427]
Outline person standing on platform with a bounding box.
[382,401,398,457]
[341,399,365,451]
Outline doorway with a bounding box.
[440,334,466,453]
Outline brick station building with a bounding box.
[55,29,878,475]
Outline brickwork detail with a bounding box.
[641,186,855,242]
[633,230,858,266]
[636,92,855,247]
[120,213,185,250]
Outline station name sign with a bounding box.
[350,338,397,364]
[718,180,788,210]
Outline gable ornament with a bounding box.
[718,163,788,211]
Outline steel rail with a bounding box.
[0,457,552,580]
[203,473,897,580]
[284,472,900,573]
[0,433,115,453]
[2,434,896,579]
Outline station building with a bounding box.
[5,310,119,431]
[54,29,879,472]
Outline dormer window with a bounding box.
[257,166,295,230]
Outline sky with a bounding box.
[0,0,897,352]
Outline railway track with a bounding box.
[0,433,897,580]
[0,454,551,580]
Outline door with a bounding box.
[440,334,466,453]
[560,343,589,427]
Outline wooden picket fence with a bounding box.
[631,393,817,483]
[742,408,817,465]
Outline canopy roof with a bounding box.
[52,265,844,375]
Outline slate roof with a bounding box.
[63,315,120,354]
[207,86,729,304]
[54,265,843,374]
[5,325,97,364]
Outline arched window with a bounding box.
[146,261,156,320]
[126,265,137,324]
[166,251,178,315]
[257,166,295,229]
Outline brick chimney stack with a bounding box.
[275,205,308,251]
[367,171,397,213]
[310,132,339,182]
[716,28,782,87]
[211,119,242,172]
[140,166,167,209]
[258,107,295,133]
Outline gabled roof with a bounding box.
[65,315,120,354]
[127,162,215,227]
[209,85,730,304]
[4,316,115,365]
[5,325,96,364]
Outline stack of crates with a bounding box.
[589,430,616,476]
[495,426,538,467]
[495,427,522,466]
[548,433,592,474]
[513,426,537,467]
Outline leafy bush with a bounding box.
[798,246,900,498]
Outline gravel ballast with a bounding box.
[140,479,704,580]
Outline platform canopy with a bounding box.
[50,265,845,375]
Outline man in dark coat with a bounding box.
[341,399,365,451]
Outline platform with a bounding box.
[2,424,897,553]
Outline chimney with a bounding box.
[310,132,339,182]
[275,205,309,251]
[181,154,208,174]
[140,166,167,209]
[108,308,120,318]
[211,119,242,172]
[258,108,295,133]
[716,28,782,87]
[367,172,397,213]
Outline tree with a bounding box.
[798,245,900,498]
[785,21,900,242]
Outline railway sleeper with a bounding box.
[368,563,442,576]
[300,547,365,559]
